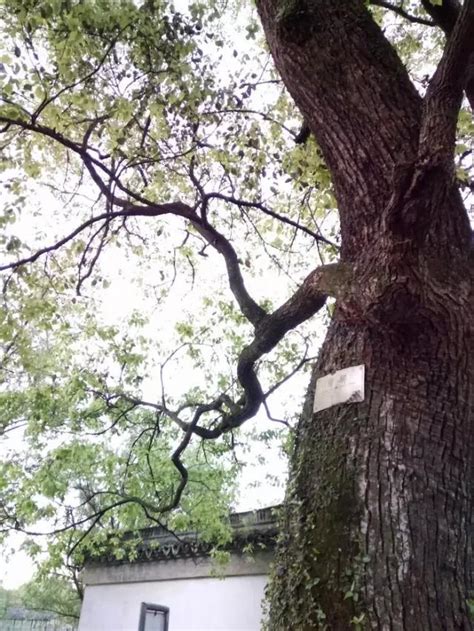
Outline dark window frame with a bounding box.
[138,602,170,631]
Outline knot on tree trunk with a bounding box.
[384,158,456,243]
[336,249,471,350]
[276,0,316,44]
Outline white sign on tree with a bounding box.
[313,365,365,413]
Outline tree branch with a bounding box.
[0,115,195,215]
[2,261,335,532]
[202,192,338,248]
[164,265,336,439]
[191,220,268,326]
[90,264,340,450]
[0,101,341,523]
[203,107,296,138]
[0,117,268,331]
[420,0,461,34]
[419,0,474,161]
[257,0,423,259]
[371,0,435,26]
[420,0,474,110]
[31,25,128,123]
[0,205,190,272]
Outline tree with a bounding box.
[18,573,81,621]
[0,0,472,629]
[257,2,474,628]
[0,577,80,622]
[0,575,79,622]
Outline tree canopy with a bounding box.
[0,0,472,616]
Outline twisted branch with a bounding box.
[0,108,340,520]
[87,261,336,513]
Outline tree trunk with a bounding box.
[266,263,473,629]
[256,1,474,628]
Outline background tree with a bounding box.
[0,0,472,628]
[0,574,79,622]
[18,573,81,621]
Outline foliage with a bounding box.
[18,575,81,620]
[0,576,78,622]
[0,0,326,585]
[0,585,22,617]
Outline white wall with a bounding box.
[78,574,268,631]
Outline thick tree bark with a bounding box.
[267,270,473,629]
[257,1,474,628]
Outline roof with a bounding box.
[88,506,279,567]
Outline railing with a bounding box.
[0,619,77,630]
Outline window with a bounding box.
[138,602,169,631]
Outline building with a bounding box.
[78,507,278,631]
